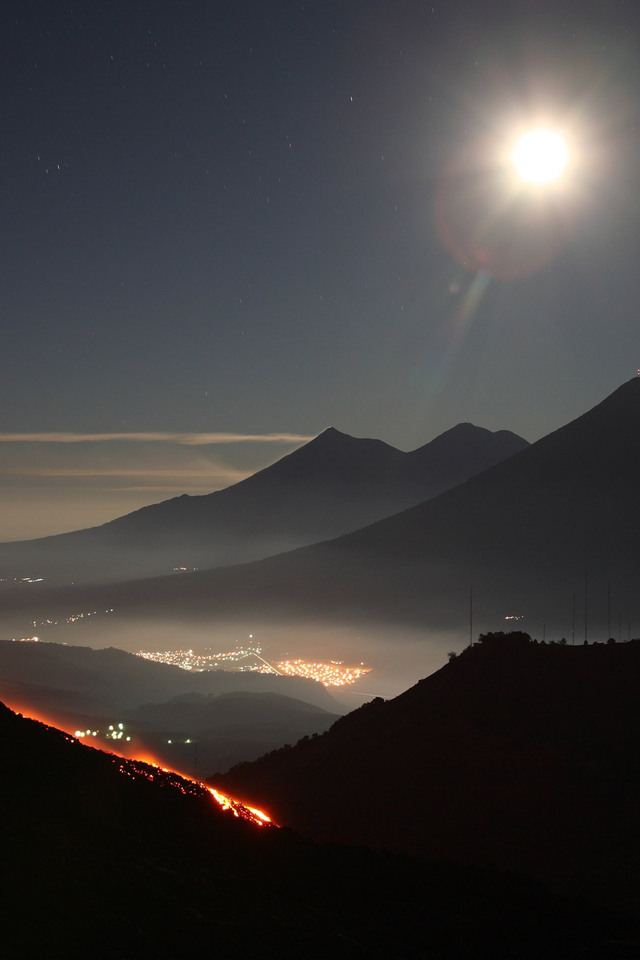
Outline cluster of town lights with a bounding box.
[136,647,261,671]
[276,659,371,687]
[74,722,131,742]
[135,647,370,687]
[33,608,114,629]
[70,723,275,827]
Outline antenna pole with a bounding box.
[584,570,588,644]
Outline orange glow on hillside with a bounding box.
[208,787,272,826]
[1,699,66,732]
[4,698,275,828]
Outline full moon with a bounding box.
[511,129,569,184]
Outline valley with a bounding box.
[2,381,640,956]
[4,2,639,954]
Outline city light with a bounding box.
[135,648,371,686]
[135,646,267,672]
[74,723,130,742]
[276,659,371,687]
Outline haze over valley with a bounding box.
[2,380,639,690]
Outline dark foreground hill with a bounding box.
[0,423,527,584]
[1,700,636,960]
[217,634,640,916]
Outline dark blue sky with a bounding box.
[1,0,639,539]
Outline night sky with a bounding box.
[2,0,639,540]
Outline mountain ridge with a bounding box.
[1,380,638,648]
[1,697,626,959]
[0,421,527,584]
[218,633,640,913]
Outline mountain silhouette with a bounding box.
[124,690,341,777]
[217,633,640,915]
[1,696,635,958]
[0,423,526,584]
[5,378,635,647]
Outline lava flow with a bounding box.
[6,700,275,829]
[208,787,273,825]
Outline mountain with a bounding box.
[0,423,527,584]
[217,634,640,915]
[313,375,640,637]
[3,378,634,650]
[2,699,628,959]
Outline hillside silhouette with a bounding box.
[1,699,635,959]
[0,423,526,584]
[218,634,640,914]
[0,639,343,774]
[0,639,338,712]
[123,690,341,776]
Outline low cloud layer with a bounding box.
[1,467,249,480]
[0,432,313,445]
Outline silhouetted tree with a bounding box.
[476,630,531,649]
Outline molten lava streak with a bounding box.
[7,700,275,829]
[208,787,273,826]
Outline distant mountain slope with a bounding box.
[124,690,341,777]
[4,379,634,646]
[0,639,340,714]
[1,700,625,959]
[218,635,640,913]
[0,423,527,584]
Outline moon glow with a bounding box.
[511,129,569,184]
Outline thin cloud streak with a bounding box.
[1,467,249,480]
[0,432,310,539]
[0,432,313,445]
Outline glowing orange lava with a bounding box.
[5,699,275,828]
[1,700,65,731]
[208,787,272,826]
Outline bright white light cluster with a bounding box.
[74,722,131,742]
[276,659,370,687]
[136,646,261,671]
